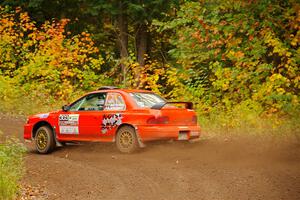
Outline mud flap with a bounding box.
[52,126,63,147]
[134,127,146,148]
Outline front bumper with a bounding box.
[24,124,33,140]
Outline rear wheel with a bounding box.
[116,126,138,153]
[35,126,55,154]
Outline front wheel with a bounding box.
[35,126,56,154]
[116,126,139,153]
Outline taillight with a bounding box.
[192,115,197,124]
[147,116,169,124]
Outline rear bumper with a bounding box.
[137,125,201,141]
[24,124,33,140]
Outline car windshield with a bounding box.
[130,92,166,108]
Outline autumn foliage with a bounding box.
[0,2,299,133]
[154,0,300,117]
[0,7,107,100]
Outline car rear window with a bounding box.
[130,92,166,108]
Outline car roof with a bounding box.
[88,88,153,94]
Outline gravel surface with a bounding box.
[0,115,299,200]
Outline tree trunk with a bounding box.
[135,23,148,88]
[116,2,128,86]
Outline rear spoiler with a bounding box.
[151,102,193,110]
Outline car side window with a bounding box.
[104,93,126,111]
[69,93,107,111]
[69,98,85,111]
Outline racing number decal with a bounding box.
[59,114,79,134]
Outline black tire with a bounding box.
[35,126,56,154]
[116,126,139,153]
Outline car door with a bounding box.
[57,93,107,141]
[100,92,126,141]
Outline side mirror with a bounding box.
[62,105,70,112]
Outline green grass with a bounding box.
[197,106,300,140]
[0,77,81,116]
[0,132,26,200]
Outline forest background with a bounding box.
[0,0,299,136]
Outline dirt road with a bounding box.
[1,115,300,200]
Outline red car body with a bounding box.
[24,88,201,152]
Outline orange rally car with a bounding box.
[24,86,201,153]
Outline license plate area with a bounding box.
[178,131,189,140]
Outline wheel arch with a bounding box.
[116,123,136,135]
[32,121,53,139]
[115,123,145,148]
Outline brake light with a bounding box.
[147,116,169,124]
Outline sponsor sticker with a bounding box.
[59,126,79,134]
[59,114,79,134]
[59,121,78,126]
[101,113,123,134]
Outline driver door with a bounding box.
[57,93,106,141]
